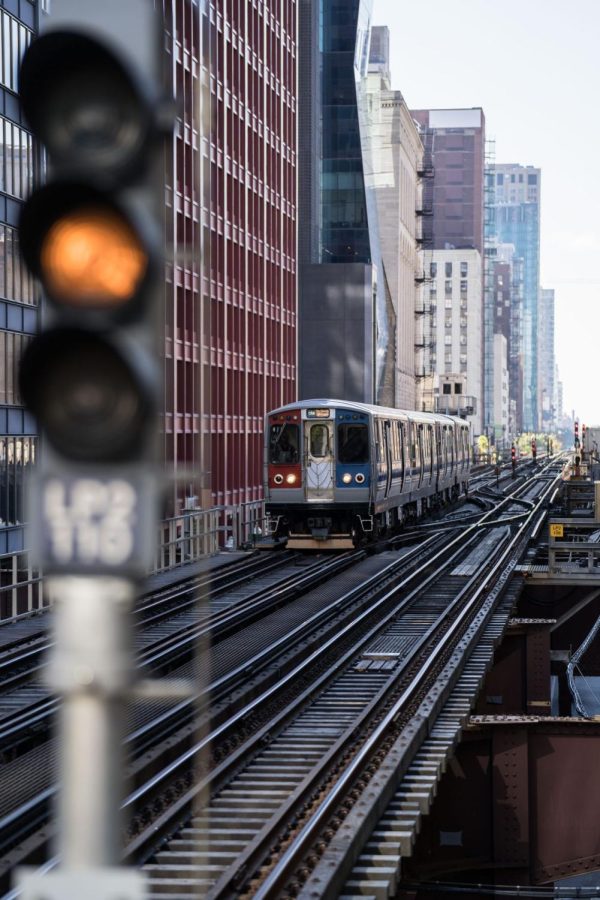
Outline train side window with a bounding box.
[398,422,405,478]
[309,424,329,458]
[338,423,368,463]
[270,423,300,464]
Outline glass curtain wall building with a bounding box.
[493,164,541,432]
[298,0,391,405]
[0,0,40,617]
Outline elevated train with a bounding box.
[264,399,472,549]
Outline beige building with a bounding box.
[365,34,423,410]
[424,249,483,435]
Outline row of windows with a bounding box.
[0,330,29,406]
[0,435,36,527]
[0,10,31,95]
[430,261,469,278]
[0,225,37,304]
[0,116,34,199]
[496,172,538,186]
[430,280,469,297]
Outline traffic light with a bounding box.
[575,420,580,449]
[511,443,517,476]
[18,0,173,576]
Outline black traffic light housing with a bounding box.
[18,0,174,576]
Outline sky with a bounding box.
[371,0,600,425]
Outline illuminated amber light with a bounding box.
[41,207,147,306]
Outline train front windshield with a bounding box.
[269,423,300,463]
[337,423,368,463]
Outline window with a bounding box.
[430,262,437,277]
[443,383,451,395]
[445,297,452,309]
[460,261,468,277]
[337,423,368,464]
[269,423,299,464]
[528,174,537,185]
[460,280,468,294]
[445,280,452,297]
[0,436,36,526]
[444,335,452,345]
[430,285,437,298]
[310,424,329,458]
[445,317,452,328]
[454,383,462,394]
[445,262,452,277]
[445,352,452,364]
[497,174,504,185]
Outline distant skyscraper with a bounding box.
[539,288,556,432]
[493,164,541,432]
[298,0,391,404]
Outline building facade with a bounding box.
[163,0,297,513]
[298,0,392,405]
[427,249,482,435]
[493,164,541,432]
[409,108,485,433]
[365,27,423,410]
[0,0,39,616]
[538,287,556,433]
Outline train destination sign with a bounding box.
[306,408,330,418]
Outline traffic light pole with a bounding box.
[50,577,134,868]
[19,576,145,899]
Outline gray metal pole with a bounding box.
[47,575,136,867]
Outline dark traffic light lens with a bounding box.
[20,31,152,178]
[20,330,153,463]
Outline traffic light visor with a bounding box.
[20,31,153,180]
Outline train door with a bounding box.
[304,419,334,500]
[384,421,393,498]
[398,420,405,491]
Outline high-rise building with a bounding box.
[492,242,524,437]
[427,250,482,434]
[493,164,541,431]
[410,108,485,431]
[298,0,391,405]
[164,0,297,513]
[0,1,40,617]
[364,27,423,410]
[539,287,556,432]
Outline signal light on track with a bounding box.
[17,0,173,577]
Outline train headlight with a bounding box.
[285,473,297,485]
[342,473,352,484]
[355,473,366,484]
[273,474,284,485]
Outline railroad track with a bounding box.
[130,460,561,898]
[0,459,564,895]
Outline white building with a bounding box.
[493,332,509,443]
[426,248,483,435]
[365,30,423,410]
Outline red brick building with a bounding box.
[163,0,297,513]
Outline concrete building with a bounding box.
[0,0,40,617]
[410,108,485,256]
[165,0,297,511]
[364,27,423,409]
[492,242,524,437]
[409,109,485,431]
[492,332,509,447]
[493,164,541,431]
[539,287,556,432]
[298,0,391,405]
[427,249,483,434]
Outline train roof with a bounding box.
[266,399,470,428]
